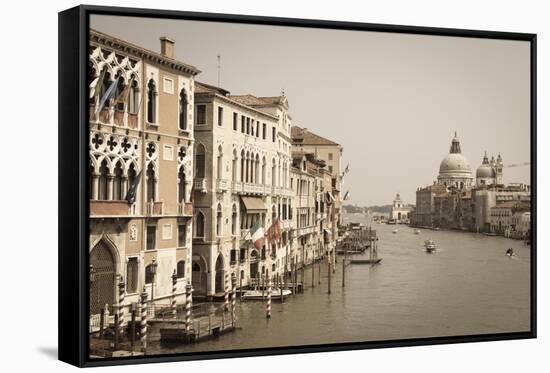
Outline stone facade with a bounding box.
[88,30,198,317]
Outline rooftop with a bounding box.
[291,126,340,146]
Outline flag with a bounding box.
[96,76,119,115]
[250,219,265,249]
[125,170,142,205]
[343,191,350,201]
[91,68,106,99]
[266,218,281,243]
[115,76,134,106]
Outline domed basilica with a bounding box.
[436,132,503,189]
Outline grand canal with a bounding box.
[150,213,531,354]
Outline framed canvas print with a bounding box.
[58,5,537,367]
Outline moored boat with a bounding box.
[241,289,292,300]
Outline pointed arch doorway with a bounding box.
[90,240,117,315]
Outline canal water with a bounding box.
[150,213,531,355]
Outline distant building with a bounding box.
[413,132,530,235]
[389,194,413,222]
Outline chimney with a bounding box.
[160,36,175,59]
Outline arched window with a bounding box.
[245,151,250,183]
[115,73,125,111]
[240,150,245,182]
[146,163,156,202]
[113,161,124,200]
[146,79,157,123]
[179,88,187,130]
[178,166,186,203]
[177,260,185,278]
[145,264,154,284]
[232,150,238,182]
[231,204,238,235]
[216,204,223,236]
[217,146,223,180]
[89,162,95,199]
[261,157,266,185]
[271,159,276,187]
[127,163,137,199]
[128,77,139,114]
[196,211,205,238]
[272,205,277,221]
[195,144,206,179]
[255,154,260,184]
[98,159,109,200]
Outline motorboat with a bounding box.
[505,248,516,257]
[392,229,398,234]
[414,229,421,234]
[424,239,436,253]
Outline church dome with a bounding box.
[439,153,472,176]
[476,164,495,178]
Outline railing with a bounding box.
[147,201,163,216]
[297,226,315,236]
[232,181,268,195]
[195,179,207,192]
[90,200,131,216]
[178,202,193,216]
[216,179,229,192]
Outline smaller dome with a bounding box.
[476,164,495,178]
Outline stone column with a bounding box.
[92,172,100,200]
[107,175,114,200]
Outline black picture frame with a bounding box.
[58,4,537,368]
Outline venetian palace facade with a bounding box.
[89,31,197,317]
[88,30,344,313]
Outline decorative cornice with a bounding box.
[90,29,201,76]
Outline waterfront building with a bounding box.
[414,183,447,227]
[192,84,293,296]
[489,201,530,236]
[389,193,413,223]
[472,183,531,233]
[291,126,343,244]
[511,211,531,239]
[289,152,327,268]
[88,31,198,317]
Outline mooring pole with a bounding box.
[328,260,332,294]
[342,241,346,288]
[130,307,136,351]
[99,308,105,337]
[140,287,148,353]
[312,257,315,288]
[266,277,272,319]
[171,270,178,318]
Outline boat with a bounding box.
[424,239,436,253]
[241,289,292,300]
[484,232,497,237]
[392,229,398,234]
[414,229,421,234]
[350,258,382,265]
[387,218,397,225]
[505,248,516,257]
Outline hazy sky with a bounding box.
[91,15,531,206]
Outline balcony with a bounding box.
[146,201,163,216]
[90,200,131,217]
[195,179,207,193]
[316,212,327,221]
[297,226,315,236]
[178,202,193,217]
[216,179,229,192]
[281,219,293,230]
[232,181,268,196]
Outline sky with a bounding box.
[91,15,531,206]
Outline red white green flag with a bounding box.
[251,219,265,249]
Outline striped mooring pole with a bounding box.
[185,282,193,332]
[171,270,178,318]
[118,275,125,338]
[140,287,148,352]
[266,277,272,319]
[231,274,237,326]
[224,271,230,312]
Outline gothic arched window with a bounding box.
[216,204,223,237]
[146,79,157,123]
[178,166,186,203]
[146,163,156,202]
[179,88,187,130]
[195,144,206,179]
[98,159,109,200]
[232,204,238,235]
[196,211,205,238]
[113,161,124,200]
[177,260,185,278]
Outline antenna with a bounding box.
[217,54,221,87]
